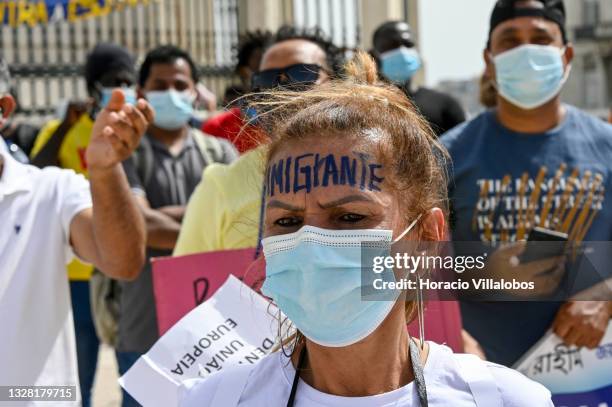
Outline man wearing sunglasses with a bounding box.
[202,30,272,153]
[174,26,343,257]
[250,61,330,90]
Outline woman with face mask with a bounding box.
[179,52,553,407]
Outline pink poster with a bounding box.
[152,249,462,351]
[151,248,264,335]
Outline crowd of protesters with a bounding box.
[1,0,611,406]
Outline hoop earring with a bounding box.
[416,276,425,350]
[279,313,295,358]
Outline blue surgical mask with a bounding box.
[261,217,420,348]
[146,89,195,130]
[380,46,422,84]
[100,86,137,108]
[492,44,569,110]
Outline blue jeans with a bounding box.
[116,351,143,407]
[70,281,99,407]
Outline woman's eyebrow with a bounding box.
[318,194,375,209]
[267,200,304,211]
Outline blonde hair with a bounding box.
[253,51,450,352]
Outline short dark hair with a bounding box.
[372,21,415,51]
[84,43,134,92]
[270,25,345,76]
[235,30,273,73]
[138,45,199,87]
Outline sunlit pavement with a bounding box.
[91,345,121,407]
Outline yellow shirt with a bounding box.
[31,114,93,176]
[31,114,94,280]
[173,147,266,255]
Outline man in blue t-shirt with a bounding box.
[441,0,612,366]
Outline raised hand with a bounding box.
[86,89,154,171]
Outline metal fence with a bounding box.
[290,0,360,50]
[2,0,239,121]
[2,0,361,123]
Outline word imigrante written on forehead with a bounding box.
[265,152,385,197]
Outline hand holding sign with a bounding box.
[515,322,612,406]
[552,300,611,349]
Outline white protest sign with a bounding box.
[514,323,612,407]
[119,275,278,407]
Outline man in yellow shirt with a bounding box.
[30,43,136,407]
[174,147,265,254]
[174,27,343,256]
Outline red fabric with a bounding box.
[202,107,262,153]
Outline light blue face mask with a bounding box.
[493,44,569,110]
[261,217,421,348]
[100,86,137,108]
[146,89,195,130]
[380,46,422,84]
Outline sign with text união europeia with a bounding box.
[119,276,278,407]
[0,0,149,27]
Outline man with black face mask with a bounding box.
[373,21,466,136]
[442,0,612,368]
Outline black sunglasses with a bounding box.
[251,63,325,90]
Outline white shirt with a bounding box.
[0,143,91,405]
[179,342,554,407]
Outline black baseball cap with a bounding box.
[84,43,135,89]
[488,0,567,47]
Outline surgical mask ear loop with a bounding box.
[392,214,425,349]
[393,214,423,243]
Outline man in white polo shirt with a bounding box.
[0,88,153,405]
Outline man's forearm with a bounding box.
[158,205,186,222]
[142,207,182,250]
[90,164,146,279]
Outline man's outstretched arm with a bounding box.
[70,90,154,281]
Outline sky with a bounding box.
[419,0,498,87]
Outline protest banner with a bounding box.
[0,0,149,27]
[151,248,264,335]
[515,323,612,407]
[119,275,277,407]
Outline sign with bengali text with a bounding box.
[515,324,612,407]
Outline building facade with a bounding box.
[563,0,612,116]
[2,0,420,121]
